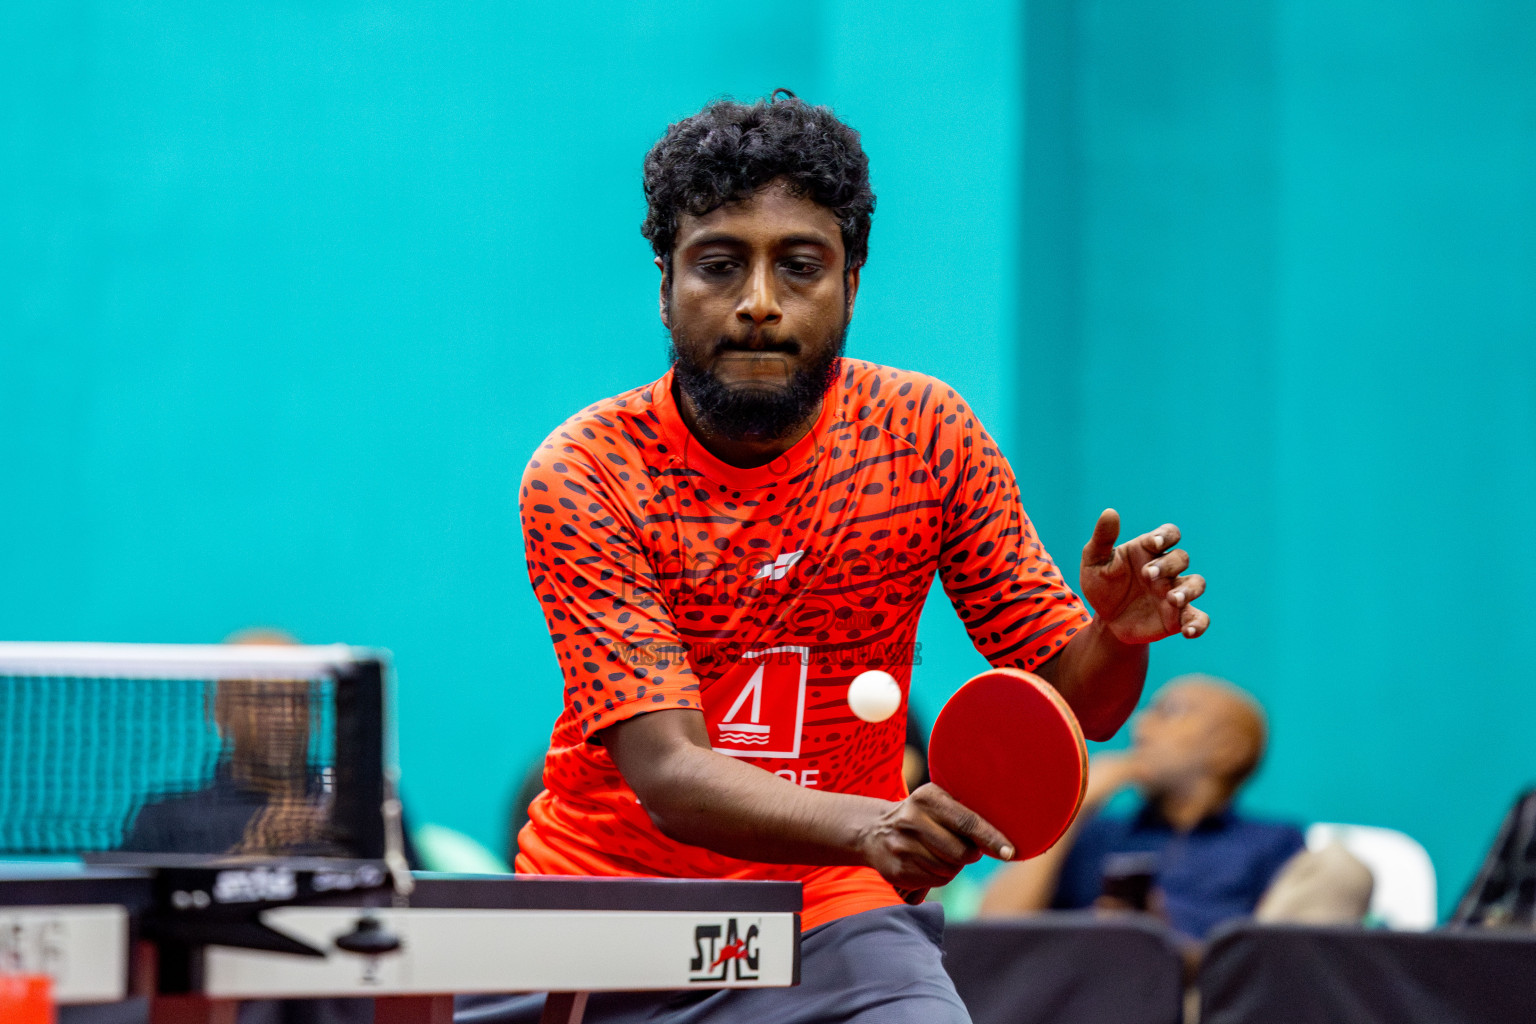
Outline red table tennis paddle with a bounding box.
[927,667,1089,861]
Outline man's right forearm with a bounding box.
[641,738,892,864]
[604,706,1011,892]
[603,707,888,866]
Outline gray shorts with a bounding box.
[455,902,972,1024]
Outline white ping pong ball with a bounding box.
[847,670,902,723]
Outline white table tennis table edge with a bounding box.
[202,906,799,997]
[0,642,382,678]
[0,884,801,1003]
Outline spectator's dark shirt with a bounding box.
[1053,801,1305,939]
[119,762,285,855]
[118,762,418,865]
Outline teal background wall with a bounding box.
[4,1,1533,915]
[1024,0,1536,914]
[2,0,1026,864]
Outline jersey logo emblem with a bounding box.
[752,549,805,581]
[704,646,809,759]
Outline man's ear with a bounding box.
[844,265,861,320]
[655,256,670,329]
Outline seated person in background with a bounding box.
[120,629,335,856]
[979,674,1304,940]
[1452,786,1536,927]
[121,627,419,864]
[102,630,388,1024]
[903,706,931,792]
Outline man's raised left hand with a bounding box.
[1078,509,1209,645]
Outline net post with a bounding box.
[332,657,387,861]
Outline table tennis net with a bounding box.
[0,673,350,857]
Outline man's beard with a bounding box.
[670,323,847,442]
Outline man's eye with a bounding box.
[700,261,737,275]
[784,261,821,276]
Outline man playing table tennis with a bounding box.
[510,93,1209,1023]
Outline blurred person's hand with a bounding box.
[233,794,328,855]
[1094,884,1169,919]
[1083,751,1148,808]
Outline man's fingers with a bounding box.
[1179,605,1210,638]
[1142,548,1190,583]
[905,787,987,865]
[1081,508,1121,566]
[889,836,965,888]
[904,814,975,867]
[1138,523,1180,557]
[925,789,1014,862]
[1166,574,1206,608]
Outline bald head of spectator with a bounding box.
[215,627,311,790]
[1130,674,1267,806]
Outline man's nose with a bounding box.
[736,263,783,327]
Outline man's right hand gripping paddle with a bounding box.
[858,778,1017,906]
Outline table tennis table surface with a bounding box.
[0,863,802,1022]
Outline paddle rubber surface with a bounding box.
[928,668,1089,860]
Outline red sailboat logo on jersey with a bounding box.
[704,646,809,759]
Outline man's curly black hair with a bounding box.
[641,90,875,275]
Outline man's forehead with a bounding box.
[675,181,842,248]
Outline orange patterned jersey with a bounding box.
[514,360,1090,929]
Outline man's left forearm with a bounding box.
[1033,617,1148,741]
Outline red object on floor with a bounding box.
[0,974,54,1024]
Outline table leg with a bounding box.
[147,995,239,1024]
[540,991,589,1024]
[375,995,455,1024]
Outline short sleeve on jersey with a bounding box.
[924,384,1091,669]
[520,447,701,739]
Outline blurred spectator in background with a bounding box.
[979,675,1307,940]
[1452,787,1536,928]
[119,628,336,856]
[105,629,382,1024]
[904,706,930,793]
